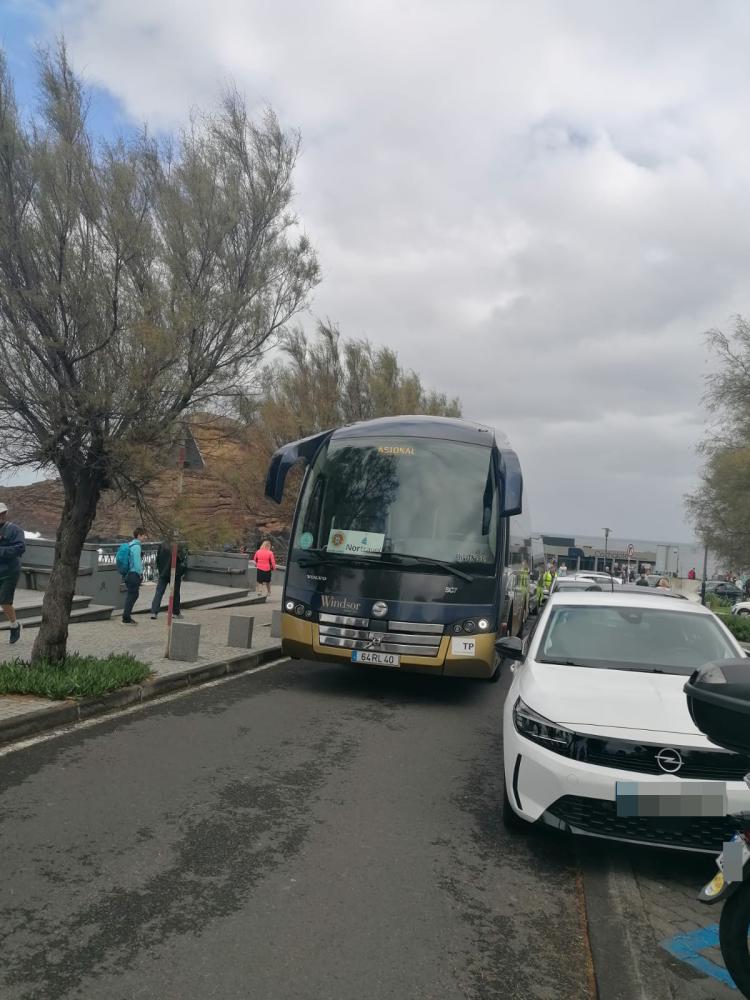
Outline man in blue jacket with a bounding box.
[122,526,147,624]
[0,503,26,644]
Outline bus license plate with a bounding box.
[352,650,400,668]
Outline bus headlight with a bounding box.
[477,619,490,631]
[285,600,295,612]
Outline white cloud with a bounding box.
[26,0,750,537]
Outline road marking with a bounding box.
[660,925,737,989]
[0,657,289,758]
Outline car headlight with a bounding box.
[513,698,573,755]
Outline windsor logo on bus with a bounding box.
[328,529,385,556]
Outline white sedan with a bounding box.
[498,590,750,852]
[731,600,750,616]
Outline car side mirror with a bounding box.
[495,636,525,661]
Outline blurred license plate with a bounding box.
[352,650,400,667]
[616,780,727,818]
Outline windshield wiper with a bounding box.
[379,552,474,583]
[296,548,474,582]
[297,549,373,569]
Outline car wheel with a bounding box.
[502,781,528,832]
[738,609,750,616]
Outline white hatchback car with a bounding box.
[499,590,750,852]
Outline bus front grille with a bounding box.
[318,617,443,658]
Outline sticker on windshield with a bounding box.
[299,532,313,550]
[327,529,385,556]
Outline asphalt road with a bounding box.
[0,658,596,1000]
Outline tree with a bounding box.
[0,45,319,662]
[252,320,462,447]
[686,317,750,567]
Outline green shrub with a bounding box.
[0,653,150,700]
[721,614,750,644]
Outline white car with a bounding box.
[731,601,750,616]
[499,590,750,852]
[566,571,623,586]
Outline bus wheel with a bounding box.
[487,658,502,683]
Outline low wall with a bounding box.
[186,550,251,590]
[20,540,254,607]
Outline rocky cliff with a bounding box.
[0,419,297,549]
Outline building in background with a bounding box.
[533,533,719,578]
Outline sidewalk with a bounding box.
[0,586,284,745]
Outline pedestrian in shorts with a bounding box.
[0,503,26,644]
[253,540,276,598]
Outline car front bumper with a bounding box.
[503,710,750,853]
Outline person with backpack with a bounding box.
[0,503,26,644]
[117,527,147,624]
[150,540,188,620]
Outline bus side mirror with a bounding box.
[265,430,333,503]
[495,636,525,661]
[497,450,522,516]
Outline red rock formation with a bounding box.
[0,418,297,548]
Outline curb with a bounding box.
[579,843,674,1000]
[0,643,285,747]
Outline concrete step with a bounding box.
[132,586,253,615]
[0,593,92,624]
[200,594,268,611]
[0,603,114,632]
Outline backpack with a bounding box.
[115,541,132,576]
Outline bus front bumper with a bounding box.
[280,614,497,679]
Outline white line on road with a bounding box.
[0,657,290,758]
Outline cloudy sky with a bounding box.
[2,0,749,542]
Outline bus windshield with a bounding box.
[292,436,499,573]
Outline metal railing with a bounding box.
[97,542,160,582]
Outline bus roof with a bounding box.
[331,415,510,449]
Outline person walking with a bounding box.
[0,503,25,644]
[150,541,187,620]
[121,527,147,624]
[253,540,276,598]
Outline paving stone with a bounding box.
[0,588,283,733]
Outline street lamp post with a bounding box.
[603,527,611,574]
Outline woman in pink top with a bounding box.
[253,540,276,597]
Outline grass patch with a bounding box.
[0,653,151,700]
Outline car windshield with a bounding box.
[291,435,499,573]
[537,604,740,674]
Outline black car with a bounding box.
[705,580,744,602]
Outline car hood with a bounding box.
[518,661,705,740]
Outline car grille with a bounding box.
[572,736,750,782]
[317,614,444,657]
[545,795,738,852]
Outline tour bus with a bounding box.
[265,415,531,680]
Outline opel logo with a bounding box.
[656,748,683,773]
[371,601,388,618]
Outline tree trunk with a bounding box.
[31,473,102,665]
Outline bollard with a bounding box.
[271,609,281,638]
[169,621,201,662]
[228,615,254,649]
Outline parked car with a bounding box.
[571,572,623,587]
[731,601,750,617]
[549,578,604,595]
[706,581,745,603]
[498,590,750,852]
